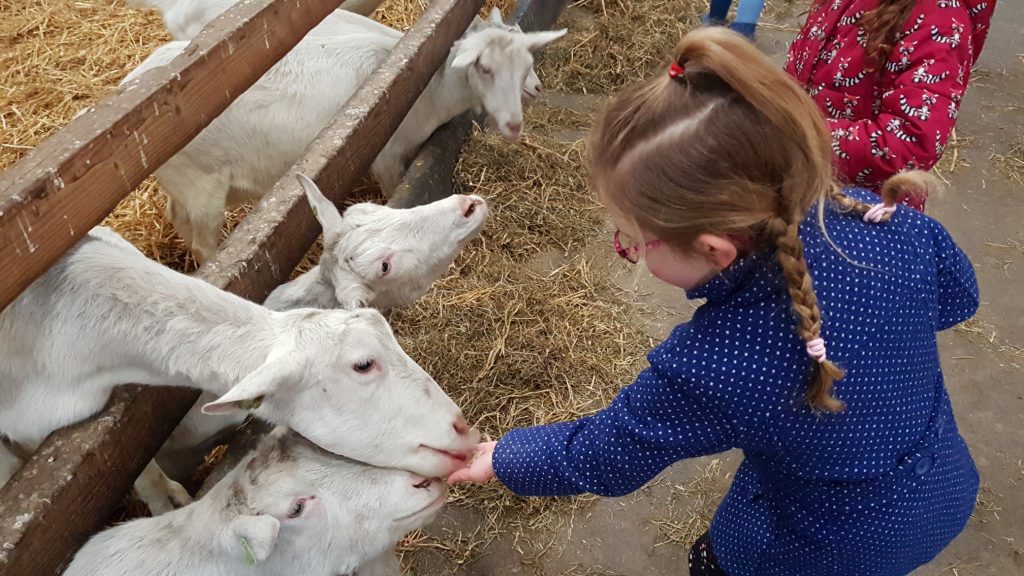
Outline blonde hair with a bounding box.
[589,28,933,412]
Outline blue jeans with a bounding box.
[707,0,766,24]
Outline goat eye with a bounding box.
[287,497,307,519]
[476,62,492,76]
[353,359,375,373]
[380,259,391,276]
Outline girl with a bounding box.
[450,28,980,576]
[785,0,995,210]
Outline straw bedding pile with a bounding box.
[2,0,709,570]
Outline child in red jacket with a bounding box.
[785,0,995,210]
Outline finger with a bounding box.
[447,469,474,484]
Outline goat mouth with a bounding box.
[393,492,446,523]
[422,446,471,463]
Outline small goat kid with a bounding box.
[0,228,474,512]
[265,175,488,312]
[120,10,565,262]
[64,428,443,576]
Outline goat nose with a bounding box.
[452,415,470,436]
[456,195,476,218]
[506,121,522,134]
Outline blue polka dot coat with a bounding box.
[493,189,980,575]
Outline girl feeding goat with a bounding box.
[450,28,980,576]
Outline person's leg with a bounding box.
[730,0,766,38]
[688,532,728,575]
[702,0,731,26]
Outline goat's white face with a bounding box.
[297,175,488,311]
[218,429,445,574]
[452,21,566,142]
[201,309,476,477]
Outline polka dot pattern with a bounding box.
[492,188,980,575]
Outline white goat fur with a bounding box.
[0,227,474,510]
[265,175,488,312]
[120,10,565,261]
[64,428,445,576]
[168,175,487,466]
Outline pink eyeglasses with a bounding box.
[613,229,662,264]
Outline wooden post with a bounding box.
[0,1,484,574]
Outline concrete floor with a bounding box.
[412,1,1024,573]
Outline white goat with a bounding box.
[64,427,444,576]
[0,227,474,513]
[265,175,487,311]
[120,10,565,262]
[126,0,387,40]
[130,0,545,104]
[164,174,487,476]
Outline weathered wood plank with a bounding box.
[0,0,350,314]
[0,1,483,574]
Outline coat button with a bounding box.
[914,456,934,476]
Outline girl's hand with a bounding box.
[447,441,497,484]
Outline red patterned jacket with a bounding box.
[785,0,995,209]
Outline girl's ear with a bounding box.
[693,233,738,270]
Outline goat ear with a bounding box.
[296,174,344,243]
[522,29,568,52]
[334,280,375,310]
[489,7,503,25]
[202,359,294,415]
[228,515,280,565]
[451,35,485,69]
[467,14,486,32]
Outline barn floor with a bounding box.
[406,2,1024,575]
[1,0,1022,574]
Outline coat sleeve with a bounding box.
[829,13,972,188]
[492,364,736,498]
[931,220,979,330]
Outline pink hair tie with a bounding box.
[863,203,896,223]
[806,338,828,363]
[669,62,685,78]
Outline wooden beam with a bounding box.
[0,1,483,574]
[0,0,350,314]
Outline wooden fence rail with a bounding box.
[0,0,349,314]
[0,0,484,573]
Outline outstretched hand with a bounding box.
[447,441,497,484]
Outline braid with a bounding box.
[768,215,846,412]
[828,170,940,221]
[860,0,918,69]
